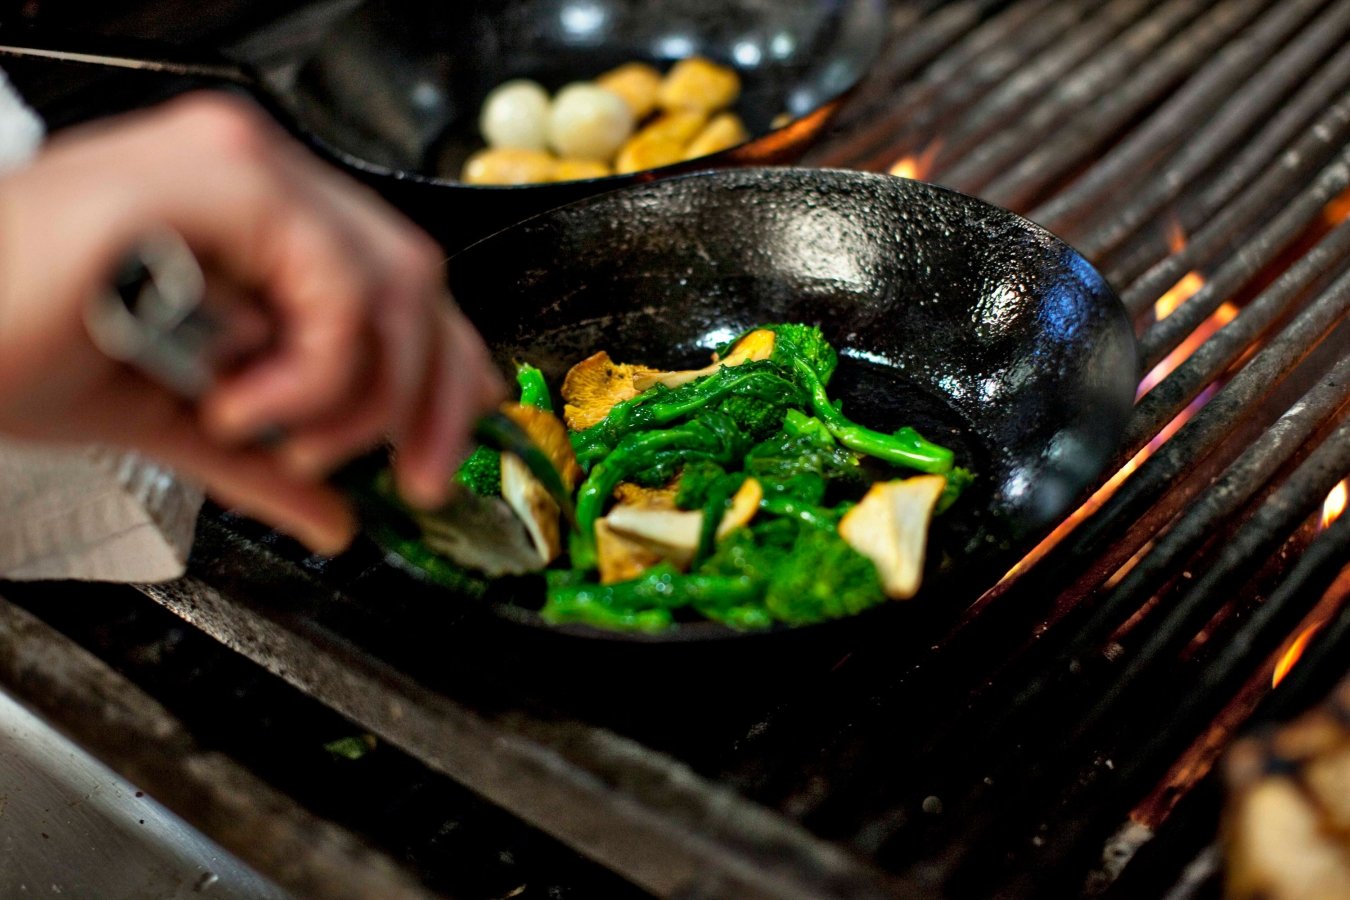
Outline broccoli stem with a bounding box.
[759,495,838,530]
[547,566,760,612]
[790,358,954,474]
[515,363,553,412]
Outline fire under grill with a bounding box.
[1,0,1349,897]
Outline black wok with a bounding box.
[0,0,884,251]
[408,168,1138,652]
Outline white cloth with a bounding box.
[0,72,203,582]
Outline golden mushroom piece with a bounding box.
[614,110,710,174]
[552,158,613,181]
[657,56,741,115]
[632,328,776,391]
[684,112,750,160]
[561,350,660,431]
[496,403,583,566]
[596,62,663,119]
[461,147,557,185]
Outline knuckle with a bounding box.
[170,93,273,163]
[390,230,445,293]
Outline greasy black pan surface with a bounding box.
[434,168,1137,645]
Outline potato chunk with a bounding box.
[657,56,741,115]
[461,147,556,185]
[596,62,663,119]
[684,112,750,160]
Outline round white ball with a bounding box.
[479,80,551,150]
[547,83,635,161]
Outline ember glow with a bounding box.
[1323,480,1348,529]
[1272,622,1323,688]
[1137,302,1238,399]
[999,221,1233,585]
[1152,271,1206,320]
[1326,185,1350,226]
[889,141,941,180]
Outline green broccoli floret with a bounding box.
[718,323,839,385]
[454,446,501,496]
[937,465,974,514]
[452,362,553,498]
[764,323,839,384]
[762,525,885,622]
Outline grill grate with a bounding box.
[0,0,1347,897]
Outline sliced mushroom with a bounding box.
[497,402,582,565]
[561,350,659,430]
[596,518,665,585]
[716,477,763,538]
[613,479,680,509]
[632,329,776,391]
[604,504,703,569]
[600,477,764,578]
[838,475,946,600]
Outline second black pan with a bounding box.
[404,168,1139,647]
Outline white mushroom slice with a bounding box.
[632,329,776,391]
[604,504,702,568]
[595,518,664,585]
[838,475,946,599]
[1224,775,1350,900]
[716,478,763,539]
[500,453,561,565]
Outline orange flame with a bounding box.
[1137,302,1238,398]
[889,141,942,181]
[1166,218,1188,254]
[1153,272,1206,321]
[999,389,1211,584]
[1323,480,1348,530]
[1272,622,1324,687]
[1153,218,1207,322]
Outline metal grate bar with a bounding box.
[1065,263,1349,570]
[0,595,439,900]
[992,546,1350,898]
[980,0,1322,211]
[1033,0,1350,241]
[818,0,1003,138]
[933,0,1256,196]
[807,0,1077,170]
[921,0,1163,183]
[1118,104,1350,314]
[137,548,917,900]
[1074,355,1350,672]
[1109,84,1350,289]
[1129,219,1350,447]
[1139,152,1350,369]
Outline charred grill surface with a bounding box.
[1,0,1348,897]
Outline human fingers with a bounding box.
[394,306,505,508]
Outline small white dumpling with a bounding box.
[480,79,551,150]
[548,83,634,161]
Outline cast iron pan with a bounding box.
[0,0,884,251]
[413,168,1139,649]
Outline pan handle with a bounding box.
[0,24,251,85]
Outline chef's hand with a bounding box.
[0,92,505,554]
